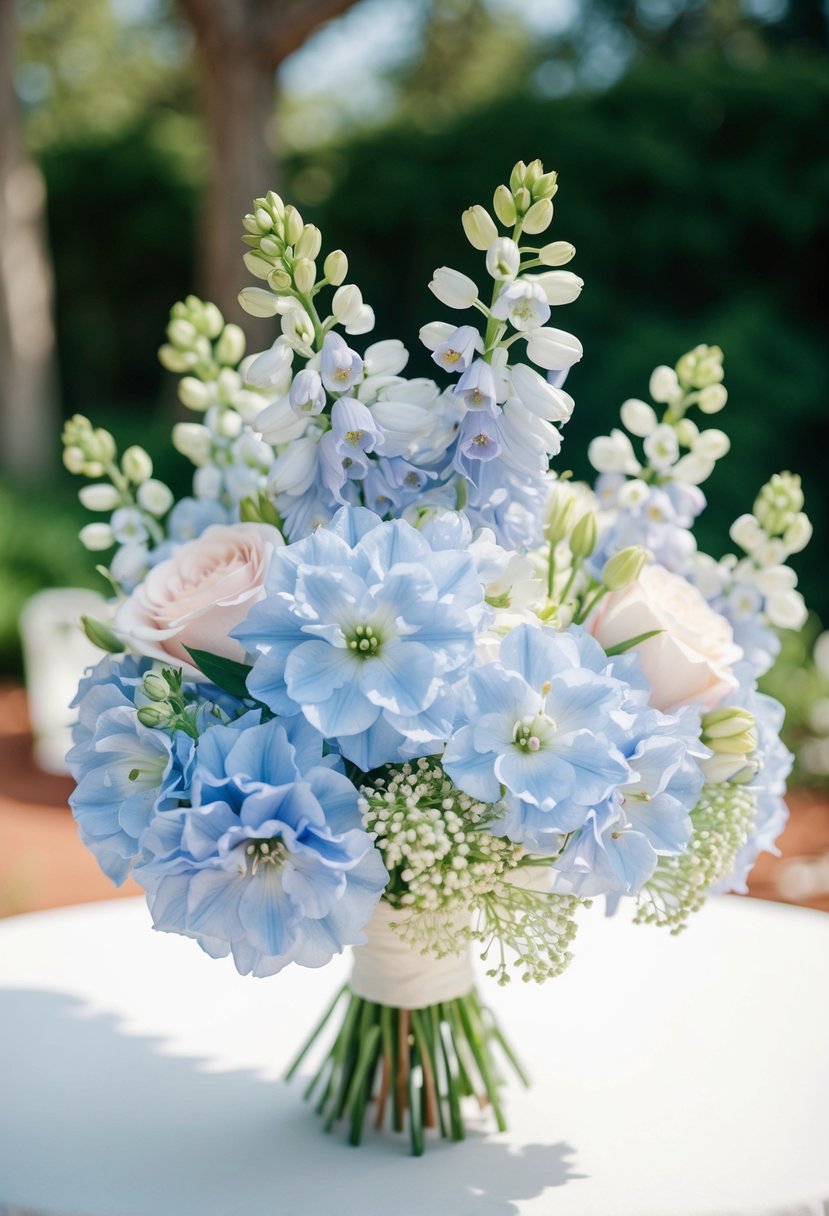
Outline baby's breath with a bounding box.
[361,758,583,985]
[635,782,757,934]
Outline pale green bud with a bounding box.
[243,213,261,236]
[197,302,224,339]
[514,186,532,214]
[215,323,246,367]
[539,240,575,266]
[265,190,284,218]
[524,158,544,188]
[137,479,174,516]
[143,672,171,702]
[216,367,242,405]
[238,287,280,318]
[295,225,322,259]
[79,484,121,512]
[324,249,348,286]
[702,706,756,740]
[178,377,212,411]
[259,236,280,257]
[168,318,198,350]
[267,266,292,291]
[137,703,174,729]
[79,522,114,551]
[293,257,317,294]
[509,161,528,192]
[601,546,648,591]
[697,384,728,414]
[493,184,517,227]
[544,490,575,545]
[63,445,86,475]
[521,198,554,235]
[533,170,558,200]
[81,615,125,654]
[570,512,597,560]
[172,422,212,466]
[158,344,195,373]
[122,445,153,485]
[86,428,116,464]
[255,207,273,233]
[215,408,243,440]
[462,205,498,251]
[675,418,699,447]
[753,471,804,535]
[243,251,273,280]
[283,205,304,247]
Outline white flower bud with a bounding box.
[697,384,728,414]
[246,340,294,390]
[198,302,224,339]
[172,422,212,466]
[649,365,681,405]
[783,512,812,555]
[671,453,715,485]
[730,513,765,553]
[122,446,153,485]
[268,267,292,291]
[419,321,456,351]
[533,270,583,305]
[79,484,121,512]
[346,304,375,336]
[281,306,315,350]
[539,241,575,266]
[168,318,197,350]
[601,546,648,591]
[178,376,212,411]
[86,428,116,464]
[254,206,274,233]
[158,343,194,373]
[63,445,86,474]
[363,339,408,377]
[429,267,479,310]
[283,205,304,246]
[643,424,680,472]
[137,479,174,516]
[751,564,797,596]
[618,479,650,509]
[765,588,807,630]
[588,429,640,475]
[485,238,520,281]
[693,428,730,461]
[295,225,322,260]
[238,287,280,318]
[675,418,699,447]
[215,324,246,366]
[293,258,316,295]
[462,205,498,251]
[525,326,583,371]
[79,522,115,551]
[243,251,273,280]
[193,465,223,499]
[570,512,597,560]
[620,398,657,437]
[521,198,554,234]
[324,249,348,286]
[332,284,364,325]
[493,184,517,226]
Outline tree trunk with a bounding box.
[0,0,59,476]
[195,35,278,325]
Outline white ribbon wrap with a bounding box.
[349,901,474,1009]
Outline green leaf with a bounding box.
[81,615,125,653]
[238,496,262,524]
[184,647,252,698]
[604,629,664,657]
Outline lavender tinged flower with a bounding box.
[233,506,485,769]
[432,326,480,374]
[454,359,499,413]
[289,368,327,416]
[134,714,387,977]
[320,331,363,394]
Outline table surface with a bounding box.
[0,896,827,1216]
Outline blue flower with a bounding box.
[318,397,383,502]
[67,656,195,885]
[233,506,485,769]
[134,715,387,977]
[444,624,632,850]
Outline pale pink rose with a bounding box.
[589,563,742,712]
[115,523,283,673]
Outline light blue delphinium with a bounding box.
[233,505,485,769]
[67,655,195,885]
[443,624,633,851]
[134,714,388,977]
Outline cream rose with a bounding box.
[115,523,283,672]
[589,563,742,712]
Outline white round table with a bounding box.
[1,896,827,1216]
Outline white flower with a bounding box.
[238,287,280,318]
[671,452,715,485]
[122,446,153,485]
[345,304,375,335]
[509,362,573,422]
[643,423,680,472]
[79,522,114,551]
[363,339,408,377]
[246,340,294,390]
[419,321,456,351]
[193,465,223,499]
[649,365,682,405]
[332,284,363,326]
[620,398,657,437]
[491,280,550,331]
[765,588,807,630]
[432,325,481,374]
[524,326,583,371]
[281,307,315,350]
[428,267,478,309]
[136,479,174,516]
[588,429,640,475]
[532,270,583,305]
[267,434,320,497]
[697,384,728,414]
[783,512,812,555]
[485,238,520,281]
[254,396,309,445]
[462,205,498,251]
[172,422,213,466]
[692,428,730,461]
[539,240,576,266]
[749,564,797,596]
[177,377,212,411]
[730,514,765,554]
[617,478,650,509]
[79,484,121,512]
[289,369,326,416]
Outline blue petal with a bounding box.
[443,724,502,802]
[285,639,358,704]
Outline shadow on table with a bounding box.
[0,989,586,1216]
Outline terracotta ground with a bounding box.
[1,684,828,919]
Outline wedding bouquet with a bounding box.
[64,159,809,1154]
